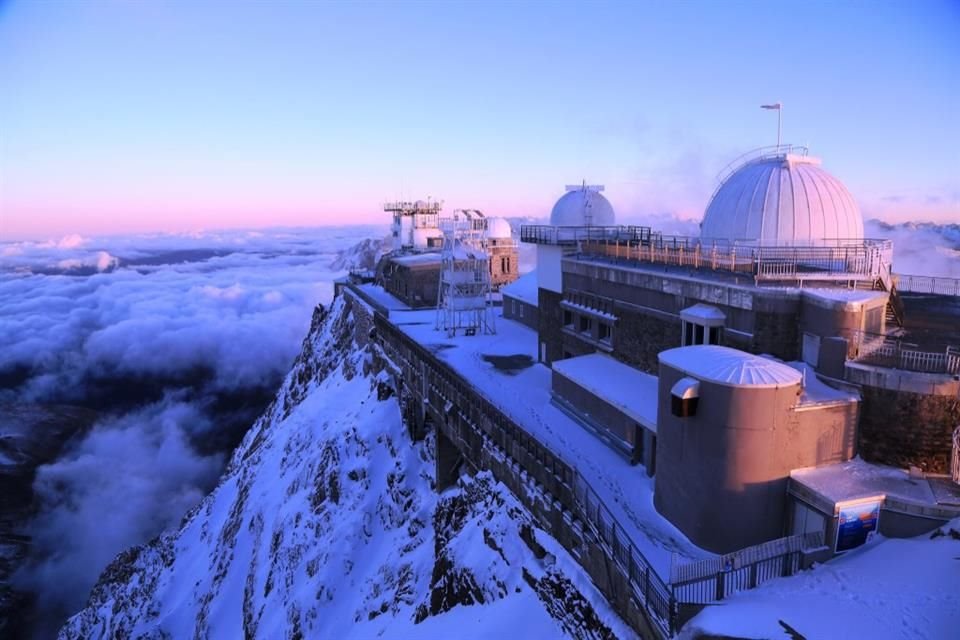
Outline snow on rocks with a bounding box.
[59,292,634,639]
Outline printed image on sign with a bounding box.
[835,500,881,553]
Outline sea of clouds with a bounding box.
[0,225,386,632]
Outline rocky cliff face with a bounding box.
[60,294,633,639]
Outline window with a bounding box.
[511,298,517,315]
[598,322,611,343]
[563,310,573,327]
[579,316,592,334]
[519,302,524,318]
[682,320,722,346]
[501,256,510,273]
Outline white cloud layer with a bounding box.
[1,225,386,633]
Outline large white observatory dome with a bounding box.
[550,185,616,226]
[485,217,513,239]
[700,151,863,245]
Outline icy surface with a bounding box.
[500,269,538,306]
[392,308,709,573]
[791,457,937,505]
[802,288,888,305]
[356,282,412,311]
[659,345,802,387]
[551,353,658,431]
[391,252,442,267]
[681,519,960,640]
[788,361,860,405]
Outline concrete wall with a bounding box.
[612,307,680,374]
[551,371,653,468]
[537,288,565,365]
[502,294,538,331]
[488,242,519,290]
[799,293,888,359]
[558,260,803,372]
[654,363,856,553]
[383,263,439,308]
[537,245,563,293]
[856,382,960,473]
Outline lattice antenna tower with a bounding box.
[435,209,495,337]
[564,181,604,226]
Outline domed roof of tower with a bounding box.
[699,149,863,245]
[550,184,616,226]
[485,217,513,239]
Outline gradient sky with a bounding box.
[1,0,958,239]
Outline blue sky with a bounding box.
[1,0,958,237]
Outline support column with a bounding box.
[435,422,461,492]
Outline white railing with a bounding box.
[892,273,960,298]
[851,331,960,375]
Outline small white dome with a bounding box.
[550,186,615,226]
[485,217,513,239]
[700,152,863,245]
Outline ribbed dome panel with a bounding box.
[700,154,863,245]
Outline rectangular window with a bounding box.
[519,303,524,318]
[599,322,611,343]
[579,316,592,334]
[694,324,705,345]
[563,310,573,327]
[708,326,721,345]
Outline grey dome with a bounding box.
[700,152,863,245]
[550,186,615,226]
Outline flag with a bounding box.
[761,103,782,110]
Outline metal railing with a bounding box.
[573,473,674,633]
[851,330,960,375]
[670,531,824,604]
[893,273,960,298]
[573,235,891,284]
[520,225,654,246]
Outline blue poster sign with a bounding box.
[835,500,881,553]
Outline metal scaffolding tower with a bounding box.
[435,209,495,337]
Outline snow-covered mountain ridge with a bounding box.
[60,293,634,639]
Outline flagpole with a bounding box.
[777,105,782,150]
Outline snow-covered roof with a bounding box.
[801,288,888,308]
[791,458,938,506]
[658,345,802,388]
[501,270,538,306]
[551,353,658,431]
[485,217,513,239]
[390,252,442,267]
[700,152,864,245]
[786,361,859,406]
[680,303,726,324]
[550,186,616,226]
